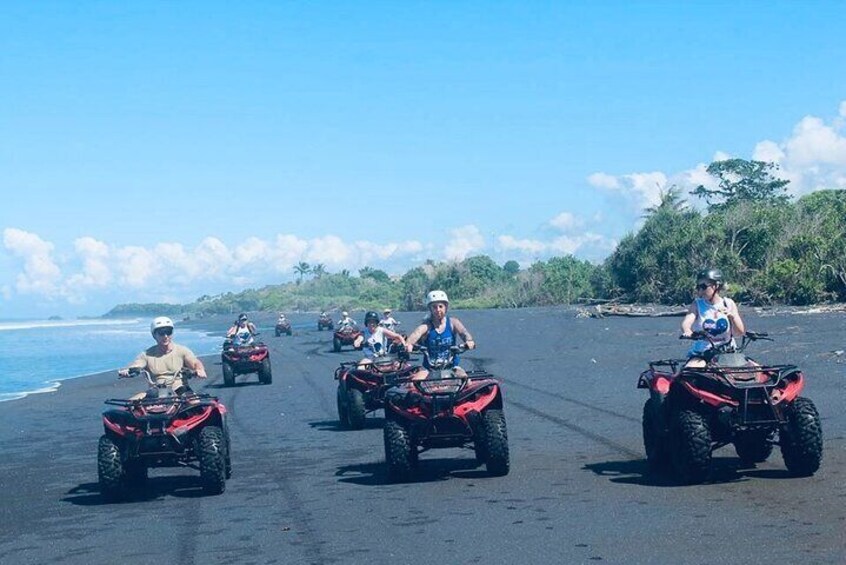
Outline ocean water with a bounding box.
[0,318,221,403]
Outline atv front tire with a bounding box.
[98,435,124,499]
[384,419,414,482]
[258,357,272,385]
[222,362,235,387]
[482,409,510,476]
[347,388,366,430]
[336,384,349,428]
[333,337,342,352]
[780,397,823,477]
[198,426,227,495]
[671,408,712,484]
[643,398,670,470]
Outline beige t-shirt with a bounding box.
[133,344,198,385]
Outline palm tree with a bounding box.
[293,262,311,284]
[312,263,327,279]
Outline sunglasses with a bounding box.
[155,328,173,336]
[696,282,713,291]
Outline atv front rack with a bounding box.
[682,363,798,389]
[105,392,216,408]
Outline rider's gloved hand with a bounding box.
[118,368,130,378]
[465,340,476,350]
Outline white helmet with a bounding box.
[383,308,392,314]
[426,290,449,306]
[342,311,349,317]
[150,316,174,336]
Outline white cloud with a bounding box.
[548,212,583,232]
[444,225,485,261]
[592,100,846,210]
[0,228,433,305]
[116,246,158,289]
[587,172,619,189]
[496,235,547,254]
[3,228,63,296]
[495,231,614,261]
[589,170,669,211]
[66,236,112,290]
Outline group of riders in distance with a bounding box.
[97,268,823,496]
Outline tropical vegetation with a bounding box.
[104,159,846,317]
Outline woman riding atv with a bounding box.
[404,290,475,380]
[227,313,258,345]
[119,316,208,400]
[354,310,406,369]
[681,268,746,368]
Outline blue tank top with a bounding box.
[424,316,458,369]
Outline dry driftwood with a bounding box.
[582,304,688,319]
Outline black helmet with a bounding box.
[697,268,724,287]
[364,311,380,326]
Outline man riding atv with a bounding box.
[118,316,207,400]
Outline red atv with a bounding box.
[221,337,272,386]
[638,331,823,483]
[98,369,231,498]
[335,353,417,429]
[333,325,362,352]
[275,318,292,336]
[318,313,334,331]
[382,345,509,482]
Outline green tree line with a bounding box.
[104,159,846,317]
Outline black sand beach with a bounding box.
[0,307,843,564]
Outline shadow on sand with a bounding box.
[63,475,218,506]
[335,454,489,486]
[309,418,385,432]
[203,381,265,390]
[583,456,794,487]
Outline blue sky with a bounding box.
[2,2,846,318]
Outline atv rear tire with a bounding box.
[336,384,351,428]
[98,435,124,499]
[734,430,774,464]
[671,408,712,484]
[482,409,510,476]
[287,329,292,336]
[643,398,670,470]
[347,388,366,430]
[275,328,281,337]
[333,337,341,352]
[384,419,414,482]
[780,397,823,477]
[199,426,226,495]
[222,362,235,387]
[258,357,272,385]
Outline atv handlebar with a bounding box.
[121,367,198,385]
[679,329,773,354]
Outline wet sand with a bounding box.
[0,307,843,564]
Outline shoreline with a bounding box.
[0,316,228,405]
[1,304,841,406]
